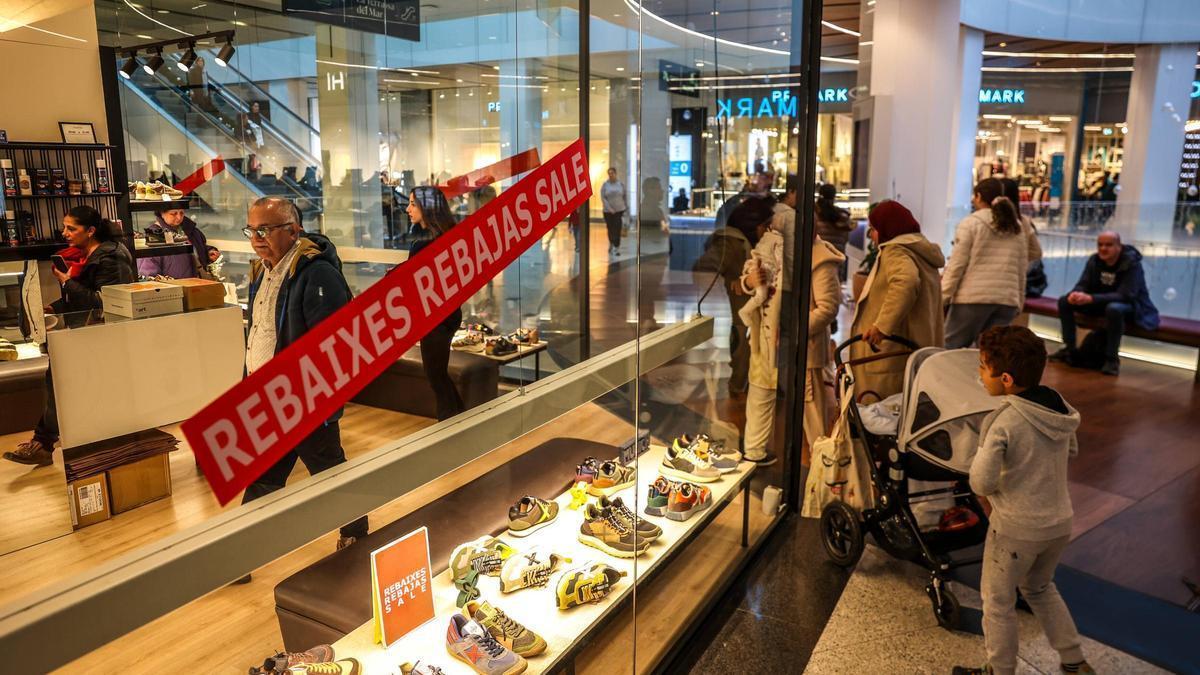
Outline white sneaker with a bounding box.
[660,444,720,483]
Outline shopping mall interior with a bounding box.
[0,0,1198,673]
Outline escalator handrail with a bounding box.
[200,48,320,138]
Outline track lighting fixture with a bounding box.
[215,40,235,67]
[143,48,164,74]
[178,46,197,71]
[120,56,140,79]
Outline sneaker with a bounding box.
[644,477,673,517]
[1101,358,1120,376]
[578,502,649,558]
[555,562,626,610]
[446,615,527,675]
[463,600,547,657]
[499,549,569,593]
[485,336,518,357]
[284,660,360,675]
[667,481,713,522]
[507,496,559,538]
[587,459,636,496]
[660,444,720,483]
[3,439,53,467]
[253,645,335,673]
[400,662,446,675]
[675,435,739,474]
[450,537,517,582]
[598,495,662,541]
[454,569,482,608]
[742,447,778,466]
[574,458,599,486]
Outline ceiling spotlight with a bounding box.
[215,40,235,67]
[178,46,197,72]
[120,56,139,79]
[142,48,164,75]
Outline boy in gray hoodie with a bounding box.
[954,326,1092,675]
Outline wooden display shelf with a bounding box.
[0,242,67,262]
[331,445,757,674]
[4,192,119,200]
[129,198,190,212]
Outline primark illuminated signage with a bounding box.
[979,88,1026,104]
[716,88,850,119]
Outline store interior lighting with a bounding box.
[215,39,235,67]
[142,48,164,74]
[119,56,139,79]
[178,46,197,72]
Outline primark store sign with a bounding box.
[716,86,1037,119]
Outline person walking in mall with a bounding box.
[406,186,467,420]
[942,177,1029,349]
[600,168,627,256]
[1001,178,1047,298]
[237,197,366,577]
[1049,231,1159,376]
[137,207,209,279]
[3,206,135,467]
[849,200,945,399]
[814,183,854,280]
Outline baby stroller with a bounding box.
[819,335,999,629]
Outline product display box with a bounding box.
[67,473,111,530]
[108,453,172,514]
[101,281,184,318]
[161,278,225,312]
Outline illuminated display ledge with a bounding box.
[331,444,757,673]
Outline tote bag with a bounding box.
[802,386,876,517]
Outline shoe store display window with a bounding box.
[0,1,824,672]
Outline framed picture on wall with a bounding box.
[59,122,97,145]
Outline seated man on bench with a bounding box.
[1050,231,1159,376]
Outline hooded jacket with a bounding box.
[1071,244,1159,331]
[849,233,945,399]
[941,208,1028,308]
[137,214,208,279]
[54,240,136,314]
[247,232,351,417]
[807,237,846,370]
[970,386,1081,541]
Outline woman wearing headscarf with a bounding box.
[848,200,946,400]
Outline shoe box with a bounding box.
[67,453,173,529]
[160,278,226,312]
[101,281,184,318]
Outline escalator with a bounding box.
[118,49,324,226]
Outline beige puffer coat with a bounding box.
[941,209,1028,308]
[807,237,845,370]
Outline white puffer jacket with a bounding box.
[941,208,1028,308]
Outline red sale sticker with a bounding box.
[181,138,592,504]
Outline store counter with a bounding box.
[667,213,717,271]
[46,305,244,449]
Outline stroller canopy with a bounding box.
[898,348,1001,475]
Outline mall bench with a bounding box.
[1024,296,1200,382]
[272,437,612,651]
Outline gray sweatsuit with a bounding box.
[970,388,1085,675]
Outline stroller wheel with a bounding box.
[926,582,961,630]
[820,501,865,567]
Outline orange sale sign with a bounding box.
[371,526,436,647]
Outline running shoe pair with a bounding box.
[247,645,358,674]
[555,562,626,610]
[498,549,571,593]
[446,614,527,675]
[644,476,713,522]
[578,497,661,558]
[660,435,740,483]
[575,457,636,497]
[506,495,559,537]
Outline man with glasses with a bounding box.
[235,197,365,582]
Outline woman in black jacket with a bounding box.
[4,206,135,467]
[405,186,466,421]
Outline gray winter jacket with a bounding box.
[970,387,1080,541]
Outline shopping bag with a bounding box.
[802,388,876,517]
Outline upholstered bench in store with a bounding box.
[350,346,500,418]
[1024,296,1200,382]
[0,355,47,435]
[272,437,614,651]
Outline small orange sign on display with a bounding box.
[371,526,436,647]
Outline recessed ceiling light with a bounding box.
[456,78,463,82]
[999,42,1007,47]
[616,67,624,71]
[155,9,169,14]
[136,34,152,39]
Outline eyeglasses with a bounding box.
[242,222,293,239]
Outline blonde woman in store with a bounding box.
[942,178,1028,349]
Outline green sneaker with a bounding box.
[449,536,516,581]
[644,477,672,517]
[463,600,547,657]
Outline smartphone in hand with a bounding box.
[51,254,68,273]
